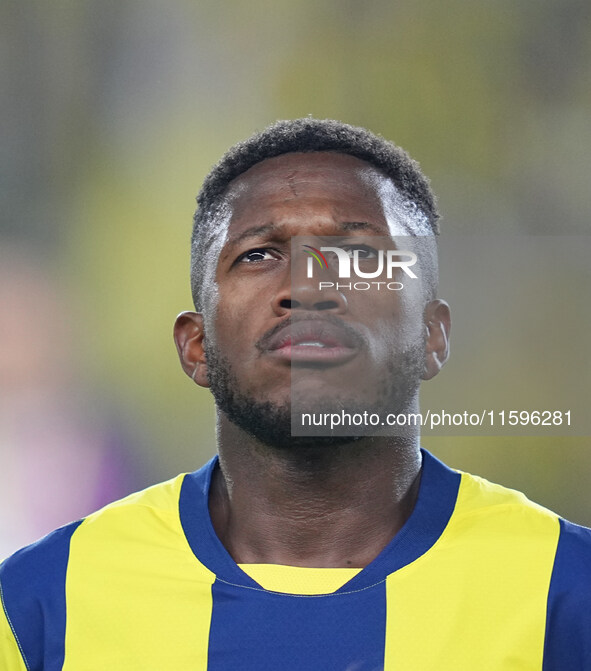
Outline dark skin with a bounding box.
[174,152,451,568]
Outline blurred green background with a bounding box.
[1,0,590,557]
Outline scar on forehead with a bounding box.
[286,171,299,197]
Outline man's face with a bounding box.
[189,152,442,446]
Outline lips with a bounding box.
[262,318,361,364]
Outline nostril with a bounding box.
[280,298,299,309]
[314,300,339,311]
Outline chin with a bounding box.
[206,340,420,450]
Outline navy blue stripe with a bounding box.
[179,449,460,592]
[543,518,591,670]
[207,577,387,670]
[0,520,82,671]
[179,462,262,589]
[338,449,460,592]
[179,450,460,669]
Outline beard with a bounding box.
[204,335,426,450]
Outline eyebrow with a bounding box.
[339,221,384,234]
[226,220,384,248]
[225,223,278,248]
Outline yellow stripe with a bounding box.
[63,476,216,670]
[384,472,560,670]
[0,597,27,671]
[239,564,361,594]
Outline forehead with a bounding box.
[224,152,397,228]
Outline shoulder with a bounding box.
[0,519,84,615]
[455,468,591,560]
[456,468,558,518]
[444,464,591,667]
[452,467,591,667]
[0,471,190,587]
[0,472,193,671]
[447,467,561,545]
[423,450,558,526]
[75,472,188,541]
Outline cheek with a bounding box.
[355,293,425,352]
[205,289,256,359]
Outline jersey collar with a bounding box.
[179,448,461,593]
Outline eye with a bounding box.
[341,244,378,260]
[236,248,277,264]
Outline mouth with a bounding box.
[261,318,361,365]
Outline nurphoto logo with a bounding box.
[303,244,418,291]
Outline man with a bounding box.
[1,119,589,670]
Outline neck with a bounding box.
[209,418,422,568]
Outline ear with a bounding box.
[422,299,451,381]
[173,311,210,388]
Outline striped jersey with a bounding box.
[1,450,590,670]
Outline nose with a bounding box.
[271,249,348,316]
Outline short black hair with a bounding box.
[191,118,439,310]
